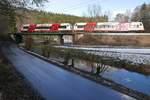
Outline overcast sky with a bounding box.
[36,0,150,19]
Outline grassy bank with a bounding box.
[0,53,43,100]
[76,35,150,47]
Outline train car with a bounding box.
[21,22,144,33]
[74,22,144,33]
[95,22,144,32]
[21,23,72,32]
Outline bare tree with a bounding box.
[88,4,101,21]
[5,0,47,8]
[115,11,131,22]
[85,4,109,22]
[104,11,111,21]
[124,10,131,22]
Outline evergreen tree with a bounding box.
[131,3,150,32]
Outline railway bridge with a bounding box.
[11,32,84,45]
[11,32,150,45]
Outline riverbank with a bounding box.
[76,35,150,47]
[0,52,43,100]
[22,47,150,100]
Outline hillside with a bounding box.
[15,8,85,30]
[15,8,108,30]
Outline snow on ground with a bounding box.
[88,51,150,65]
[55,46,150,65]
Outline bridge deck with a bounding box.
[12,32,150,35]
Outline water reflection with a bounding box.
[74,59,108,75]
[24,38,150,96]
[33,51,150,96]
[73,59,150,96]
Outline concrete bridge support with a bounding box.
[59,35,64,45]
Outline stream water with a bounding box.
[74,59,150,95]
[31,46,150,96]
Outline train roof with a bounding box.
[97,22,119,25]
[74,23,87,25]
[23,24,30,26]
[36,24,52,26]
[60,23,72,25]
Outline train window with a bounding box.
[60,26,67,28]
[100,26,103,28]
[36,26,50,29]
[100,25,103,28]
[77,25,84,28]
[140,23,142,26]
[23,26,29,29]
[134,25,136,28]
[137,25,139,28]
[97,26,99,28]
[108,25,111,28]
[104,25,108,28]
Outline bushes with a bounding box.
[0,0,16,39]
[46,47,111,65]
[30,45,150,75]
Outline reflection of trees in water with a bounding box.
[85,61,108,75]
[86,61,95,73]
[95,63,108,75]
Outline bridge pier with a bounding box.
[59,34,75,45]
[60,33,84,45]
[59,35,64,45]
[73,33,84,44]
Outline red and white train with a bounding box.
[21,23,72,32]
[21,22,144,33]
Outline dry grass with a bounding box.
[77,35,150,47]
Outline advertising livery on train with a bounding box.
[21,22,144,33]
